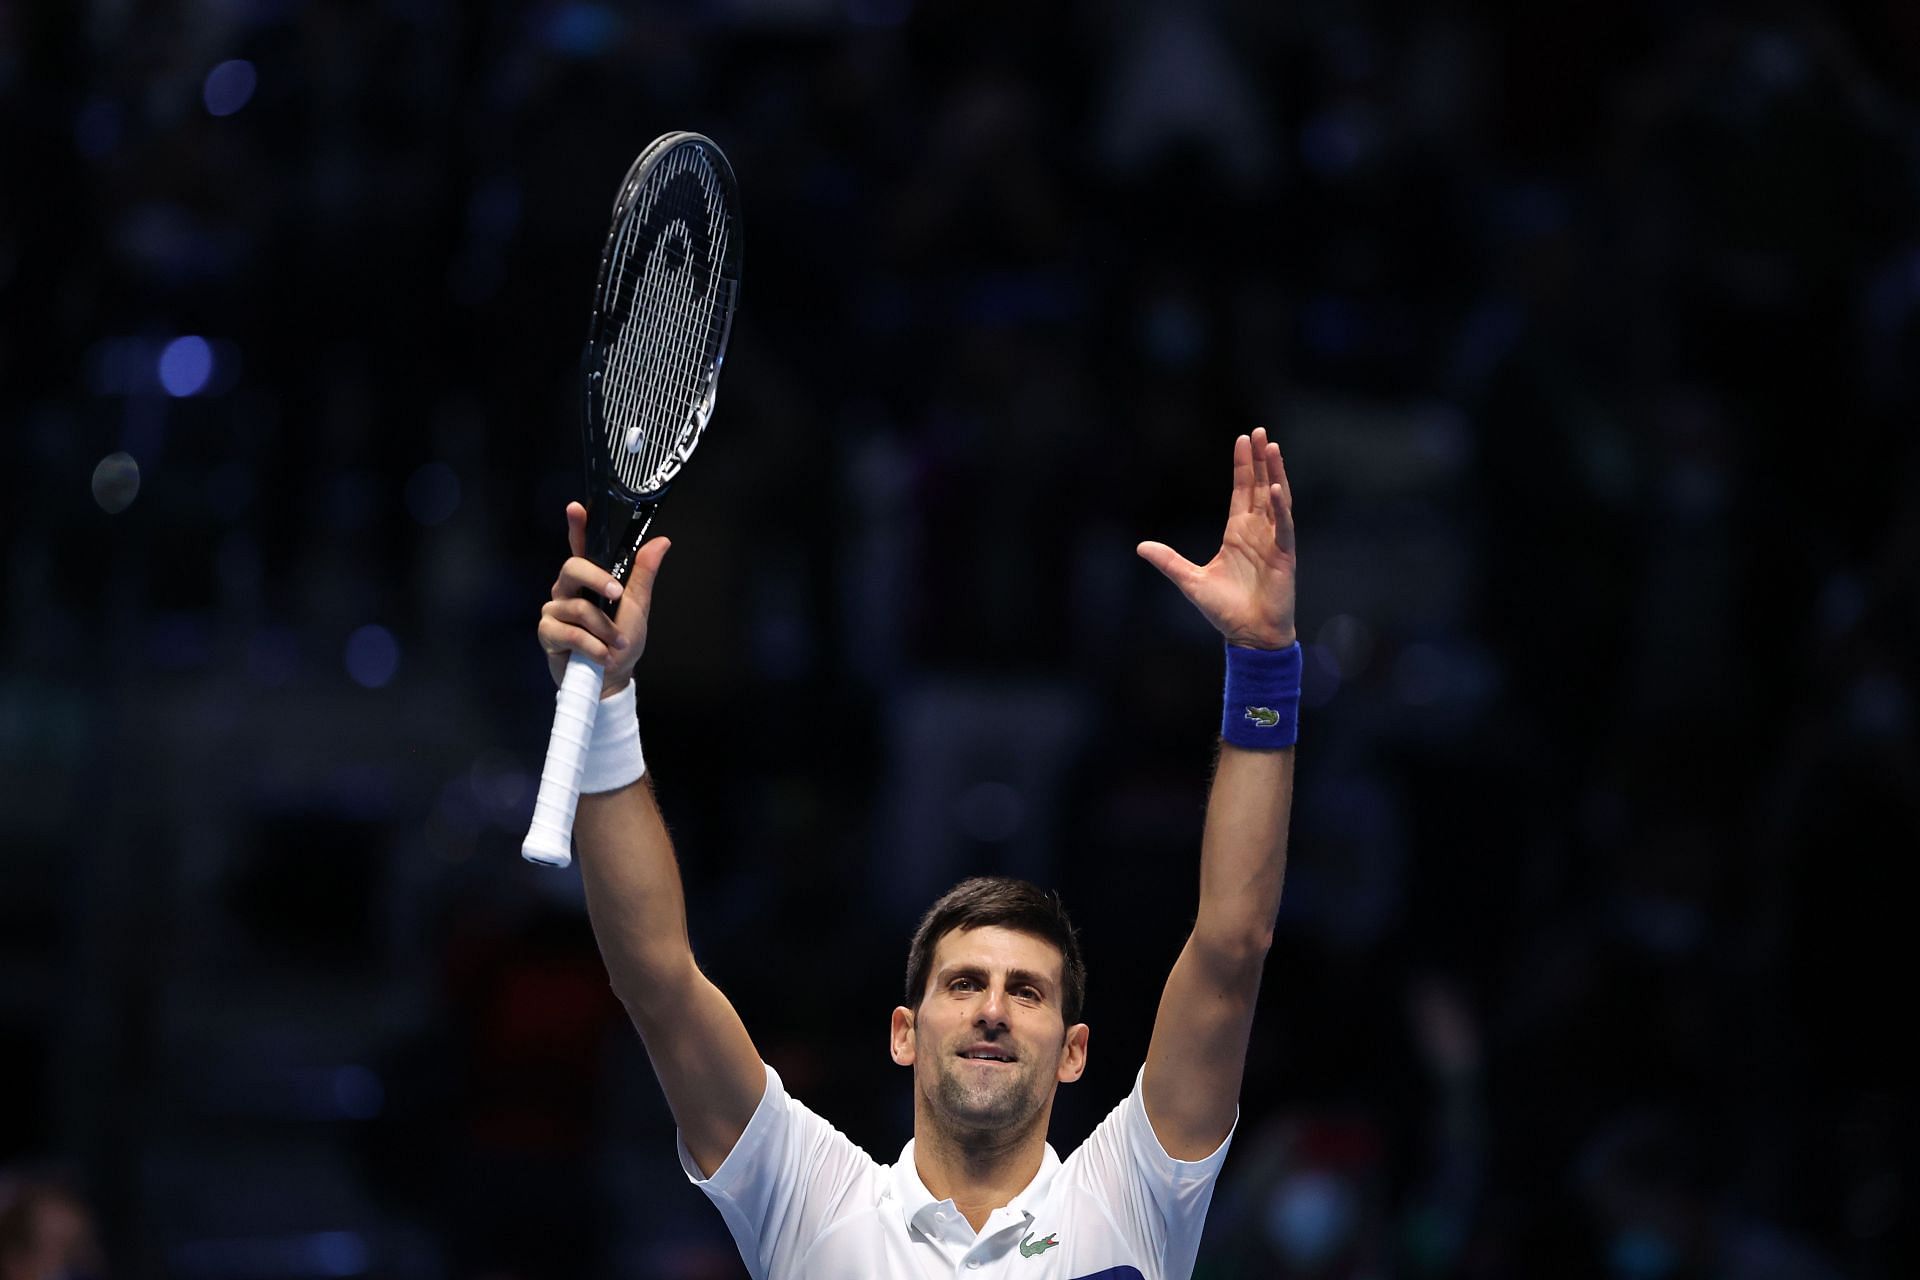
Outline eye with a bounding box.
[1015,986,1042,1002]
[949,977,980,993]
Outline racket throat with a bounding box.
[583,495,658,595]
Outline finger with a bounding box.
[1271,444,1293,517]
[566,502,587,560]
[544,597,628,650]
[537,615,617,668]
[1136,540,1199,585]
[552,555,625,605]
[1270,484,1295,553]
[628,537,672,596]
[612,538,671,632]
[1250,427,1270,510]
[1230,434,1254,519]
[545,593,624,639]
[1263,440,1284,520]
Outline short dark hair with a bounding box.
[904,877,1086,1025]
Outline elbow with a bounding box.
[610,950,701,1022]
[1191,928,1274,981]
[1240,929,1277,968]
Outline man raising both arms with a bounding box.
[536,428,1300,1279]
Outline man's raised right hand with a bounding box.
[537,501,672,698]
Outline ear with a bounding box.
[890,1006,917,1066]
[1056,1022,1089,1084]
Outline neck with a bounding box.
[912,1106,1050,1232]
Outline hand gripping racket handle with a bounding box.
[521,653,605,867]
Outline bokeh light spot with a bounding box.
[158,336,213,396]
[345,625,400,689]
[542,3,622,57]
[1317,613,1375,680]
[1302,643,1343,709]
[468,752,534,830]
[91,451,141,513]
[203,60,258,117]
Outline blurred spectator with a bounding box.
[1578,1109,1846,1280]
[0,1177,104,1280]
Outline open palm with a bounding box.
[1137,427,1297,650]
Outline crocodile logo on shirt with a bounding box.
[1243,705,1281,728]
[1020,1231,1060,1258]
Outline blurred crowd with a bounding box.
[2,1,1916,1277]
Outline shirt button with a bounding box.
[966,1262,981,1270]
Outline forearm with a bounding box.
[1141,741,1293,1156]
[574,769,766,1171]
[1192,741,1294,960]
[574,775,700,1013]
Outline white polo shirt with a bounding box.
[676,1064,1234,1280]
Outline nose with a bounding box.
[976,984,1011,1030]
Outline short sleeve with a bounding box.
[676,1063,879,1280]
[1059,1067,1236,1280]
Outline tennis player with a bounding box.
[537,428,1300,1279]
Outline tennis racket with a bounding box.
[522,132,742,868]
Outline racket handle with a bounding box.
[521,653,605,868]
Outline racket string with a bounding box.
[603,160,676,487]
[599,142,736,496]
[601,213,650,481]
[631,147,723,484]
[625,147,690,484]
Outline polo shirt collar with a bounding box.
[892,1138,1063,1244]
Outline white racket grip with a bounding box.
[521,653,605,867]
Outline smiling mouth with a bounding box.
[958,1049,1017,1063]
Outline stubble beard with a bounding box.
[928,1051,1048,1146]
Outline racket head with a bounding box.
[579,132,742,582]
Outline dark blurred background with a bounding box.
[3,1,1917,1277]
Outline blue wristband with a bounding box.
[1221,641,1301,749]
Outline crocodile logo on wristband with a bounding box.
[1243,705,1281,729]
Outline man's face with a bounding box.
[890,925,1088,1140]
